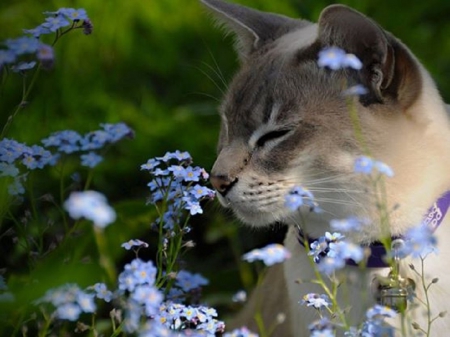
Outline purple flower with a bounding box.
[37,44,54,69]
[242,244,291,266]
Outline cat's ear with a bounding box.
[318,5,421,108]
[201,0,301,60]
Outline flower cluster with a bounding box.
[345,305,396,337]
[0,122,133,196]
[242,243,291,266]
[42,122,133,158]
[308,232,364,275]
[64,190,116,228]
[285,186,320,212]
[142,150,215,225]
[354,156,394,178]
[1,8,92,71]
[155,302,225,336]
[36,284,97,321]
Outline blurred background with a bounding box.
[0,0,449,333]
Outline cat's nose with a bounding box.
[210,174,237,195]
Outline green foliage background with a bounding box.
[0,0,449,333]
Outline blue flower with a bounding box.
[64,190,116,228]
[397,225,437,258]
[353,156,374,174]
[36,284,98,321]
[175,270,209,292]
[141,158,161,171]
[318,47,362,70]
[342,84,368,96]
[285,186,319,212]
[101,122,133,142]
[308,317,334,335]
[301,293,331,309]
[8,176,26,196]
[121,239,149,250]
[0,163,19,177]
[310,329,335,337]
[0,49,16,66]
[76,291,96,313]
[361,305,396,337]
[23,25,51,38]
[61,8,88,21]
[318,47,346,70]
[55,303,82,321]
[92,283,113,302]
[223,327,259,337]
[80,151,103,168]
[5,36,39,55]
[308,237,329,263]
[181,166,201,182]
[330,217,366,232]
[354,156,394,177]
[366,305,397,320]
[316,255,346,275]
[232,290,247,303]
[11,61,36,73]
[131,285,163,316]
[242,243,291,266]
[42,15,71,32]
[328,241,364,263]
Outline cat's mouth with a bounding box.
[215,187,295,226]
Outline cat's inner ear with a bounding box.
[201,0,303,60]
[318,5,396,104]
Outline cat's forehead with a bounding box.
[220,48,345,135]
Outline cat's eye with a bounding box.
[256,129,290,147]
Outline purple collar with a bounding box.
[298,190,450,268]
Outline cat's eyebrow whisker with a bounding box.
[189,91,221,103]
[205,46,229,90]
[192,64,226,96]
[201,61,228,92]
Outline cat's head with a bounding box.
[202,0,436,229]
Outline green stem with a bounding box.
[1,64,42,138]
[93,227,116,285]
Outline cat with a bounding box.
[201,0,450,336]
